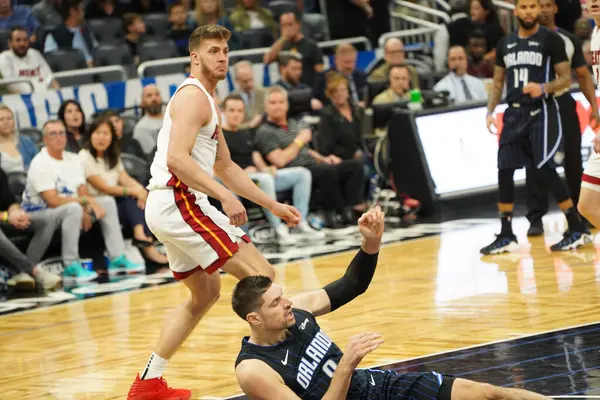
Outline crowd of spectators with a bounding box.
[0,0,595,294]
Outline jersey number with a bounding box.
[513,68,529,88]
[322,359,338,378]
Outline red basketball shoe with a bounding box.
[127,374,191,400]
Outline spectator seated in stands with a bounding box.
[222,94,323,244]
[79,116,168,265]
[123,13,146,64]
[373,64,412,105]
[433,0,470,72]
[433,46,487,104]
[168,1,195,57]
[194,0,239,50]
[314,43,367,107]
[0,166,62,291]
[466,30,494,78]
[31,0,63,27]
[44,0,98,68]
[274,53,323,112]
[133,84,164,159]
[583,39,593,74]
[59,99,86,153]
[317,72,373,187]
[0,105,38,173]
[368,38,419,90]
[575,17,592,42]
[0,0,39,43]
[229,0,278,38]
[22,119,143,284]
[469,0,504,62]
[0,26,59,94]
[103,110,146,159]
[255,86,364,229]
[232,60,266,129]
[263,10,323,87]
[85,0,127,19]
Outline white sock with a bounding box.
[141,352,168,380]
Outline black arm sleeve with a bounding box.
[323,249,379,312]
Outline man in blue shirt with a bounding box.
[0,0,40,43]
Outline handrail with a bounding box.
[46,65,127,86]
[138,36,373,78]
[0,77,35,93]
[317,36,372,51]
[379,27,438,48]
[492,0,515,10]
[435,0,451,12]
[394,0,450,22]
[391,11,444,30]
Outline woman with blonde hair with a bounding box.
[0,104,39,173]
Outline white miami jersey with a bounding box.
[147,76,220,199]
[592,26,600,86]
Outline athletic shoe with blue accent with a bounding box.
[550,230,592,251]
[108,254,145,275]
[480,234,519,255]
[63,262,98,285]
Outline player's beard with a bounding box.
[517,15,538,30]
[200,58,227,81]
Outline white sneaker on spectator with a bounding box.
[293,220,326,240]
[7,272,35,291]
[34,268,62,291]
[275,225,297,246]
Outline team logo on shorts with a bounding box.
[554,151,565,165]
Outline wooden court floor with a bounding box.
[2,216,600,399]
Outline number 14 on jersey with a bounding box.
[514,68,529,88]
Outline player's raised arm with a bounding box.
[291,207,384,317]
[166,85,233,203]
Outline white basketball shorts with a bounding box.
[582,151,600,193]
[145,178,249,280]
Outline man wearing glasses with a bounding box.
[21,119,141,284]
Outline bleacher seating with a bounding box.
[45,49,88,72]
[88,18,124,44]
[138,39,178,63]
[143,13,170,40]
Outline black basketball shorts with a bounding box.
[352,369,455,400]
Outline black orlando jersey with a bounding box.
[496,26,568,106]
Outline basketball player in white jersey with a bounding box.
[577,0,600,230]
[127,25,301,399]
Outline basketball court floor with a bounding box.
[2,213,600,399]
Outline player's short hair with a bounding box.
[515,0,540,4]
[232,276,273,320]
[222,93,244,109]
[188,24,231,53]
[266,85,288,101]
[468,29,486,42]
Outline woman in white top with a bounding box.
[0,104,39,174]
[78,116,168,265]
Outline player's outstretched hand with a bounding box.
[486,114,496,135]
[358,206,385,241]
[342,332,384,369]
[222,194,248,227]
[272,203,301,227]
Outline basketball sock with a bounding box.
[141,352,168,380]
[500,211,514,236]
[562,205,586,232]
